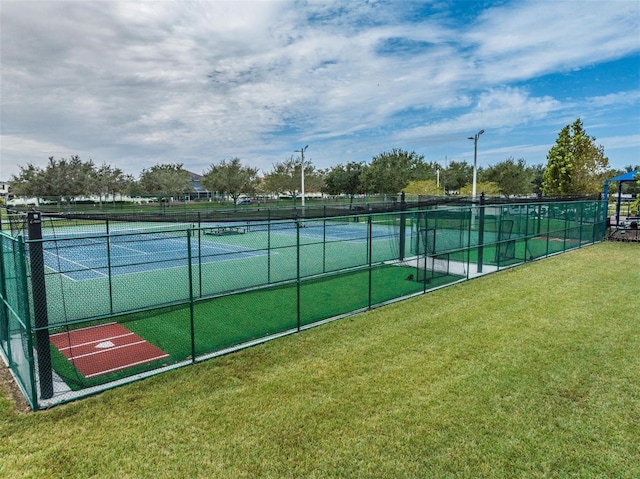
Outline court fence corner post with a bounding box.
[27,209,54,400]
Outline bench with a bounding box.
[203,225,246,236]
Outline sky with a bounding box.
[1,0,639,181]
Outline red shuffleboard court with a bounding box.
[50,323,169,379]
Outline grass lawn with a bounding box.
[1,242,639,478]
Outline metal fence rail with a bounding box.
[0,198,606,409]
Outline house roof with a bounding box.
[187,171,203,181]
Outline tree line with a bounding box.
[7,119,639,204]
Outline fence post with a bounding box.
[17,235,39,410]
[267,221,272,284]
[524,205,531,262]
[544,201,551,256]
[27,210,53,400]
[187,229,196,363]
[467,206,473,276]
[198,212,203,297]
[399,192,407,260]
[477,193,485,273]
[0,233,9,357]
[296,218,301,331]
[599,192,607,239]
[106,218,114,314]
[368,214,373,309]
[322,217,327,274]
[418,212,428,293]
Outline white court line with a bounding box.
[44,249,108,278]
[196,236,261,253]
[199,243,255,253]
[46,239,268,281]
[84,353,170,378]
[199,246,266,257]
[62,250,267,281]
[68,339,148,360]
[56,332,135,352]
[110,243,148,255]
[50,322,117,338]
[107,237,256,258]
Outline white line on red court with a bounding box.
[49,322,118,338]
[84,354,170,378]
[68,340,148,360]
[56,332,135,351]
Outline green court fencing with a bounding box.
[0,198,606,409]
[5,194,416,219]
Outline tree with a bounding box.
[459,181,500,196]
[11,156,97,202]
[531,164,545,197]
[138,164,193,198]
[263,156,323,204]
[623,164,640,196]
[481,157,535,197]
[413,161,440,182]
[441,160,473,192]
[304,167,325,196]
[55,156,94,199]
[263,156,300,199]
[404,180,442,196]
[542,118,609,195]
[361,149,426,195]
[201,158,259,205]
[94,163,131,206]
[323,162,366,204]
[10,163,47,200]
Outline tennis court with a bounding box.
[42,232,265,281]
[40,217,402,281]
[34,217,406,327]
[246,218,395,243]
[0,198,606,409]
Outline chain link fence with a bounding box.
[0,197,606,409]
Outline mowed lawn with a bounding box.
[1,242,639,478]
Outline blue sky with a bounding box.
[1,0,639,181]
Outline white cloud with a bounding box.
[599,134,640,151]
[467,0,640,81]
[1,0,638,179]
[397,87,562,140]
[588,91,640,108]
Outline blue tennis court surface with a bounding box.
[247,220,399,242]
[39,220,403,281]
[42,234,265,281]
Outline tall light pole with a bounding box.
[467,129,484,200]
[294,145,309,207]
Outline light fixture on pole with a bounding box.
[294,145,309,207]
[467,129,484,200]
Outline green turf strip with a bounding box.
[49,264,464,390]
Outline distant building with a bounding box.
[0,180,10,202]
[187,171,211,200]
